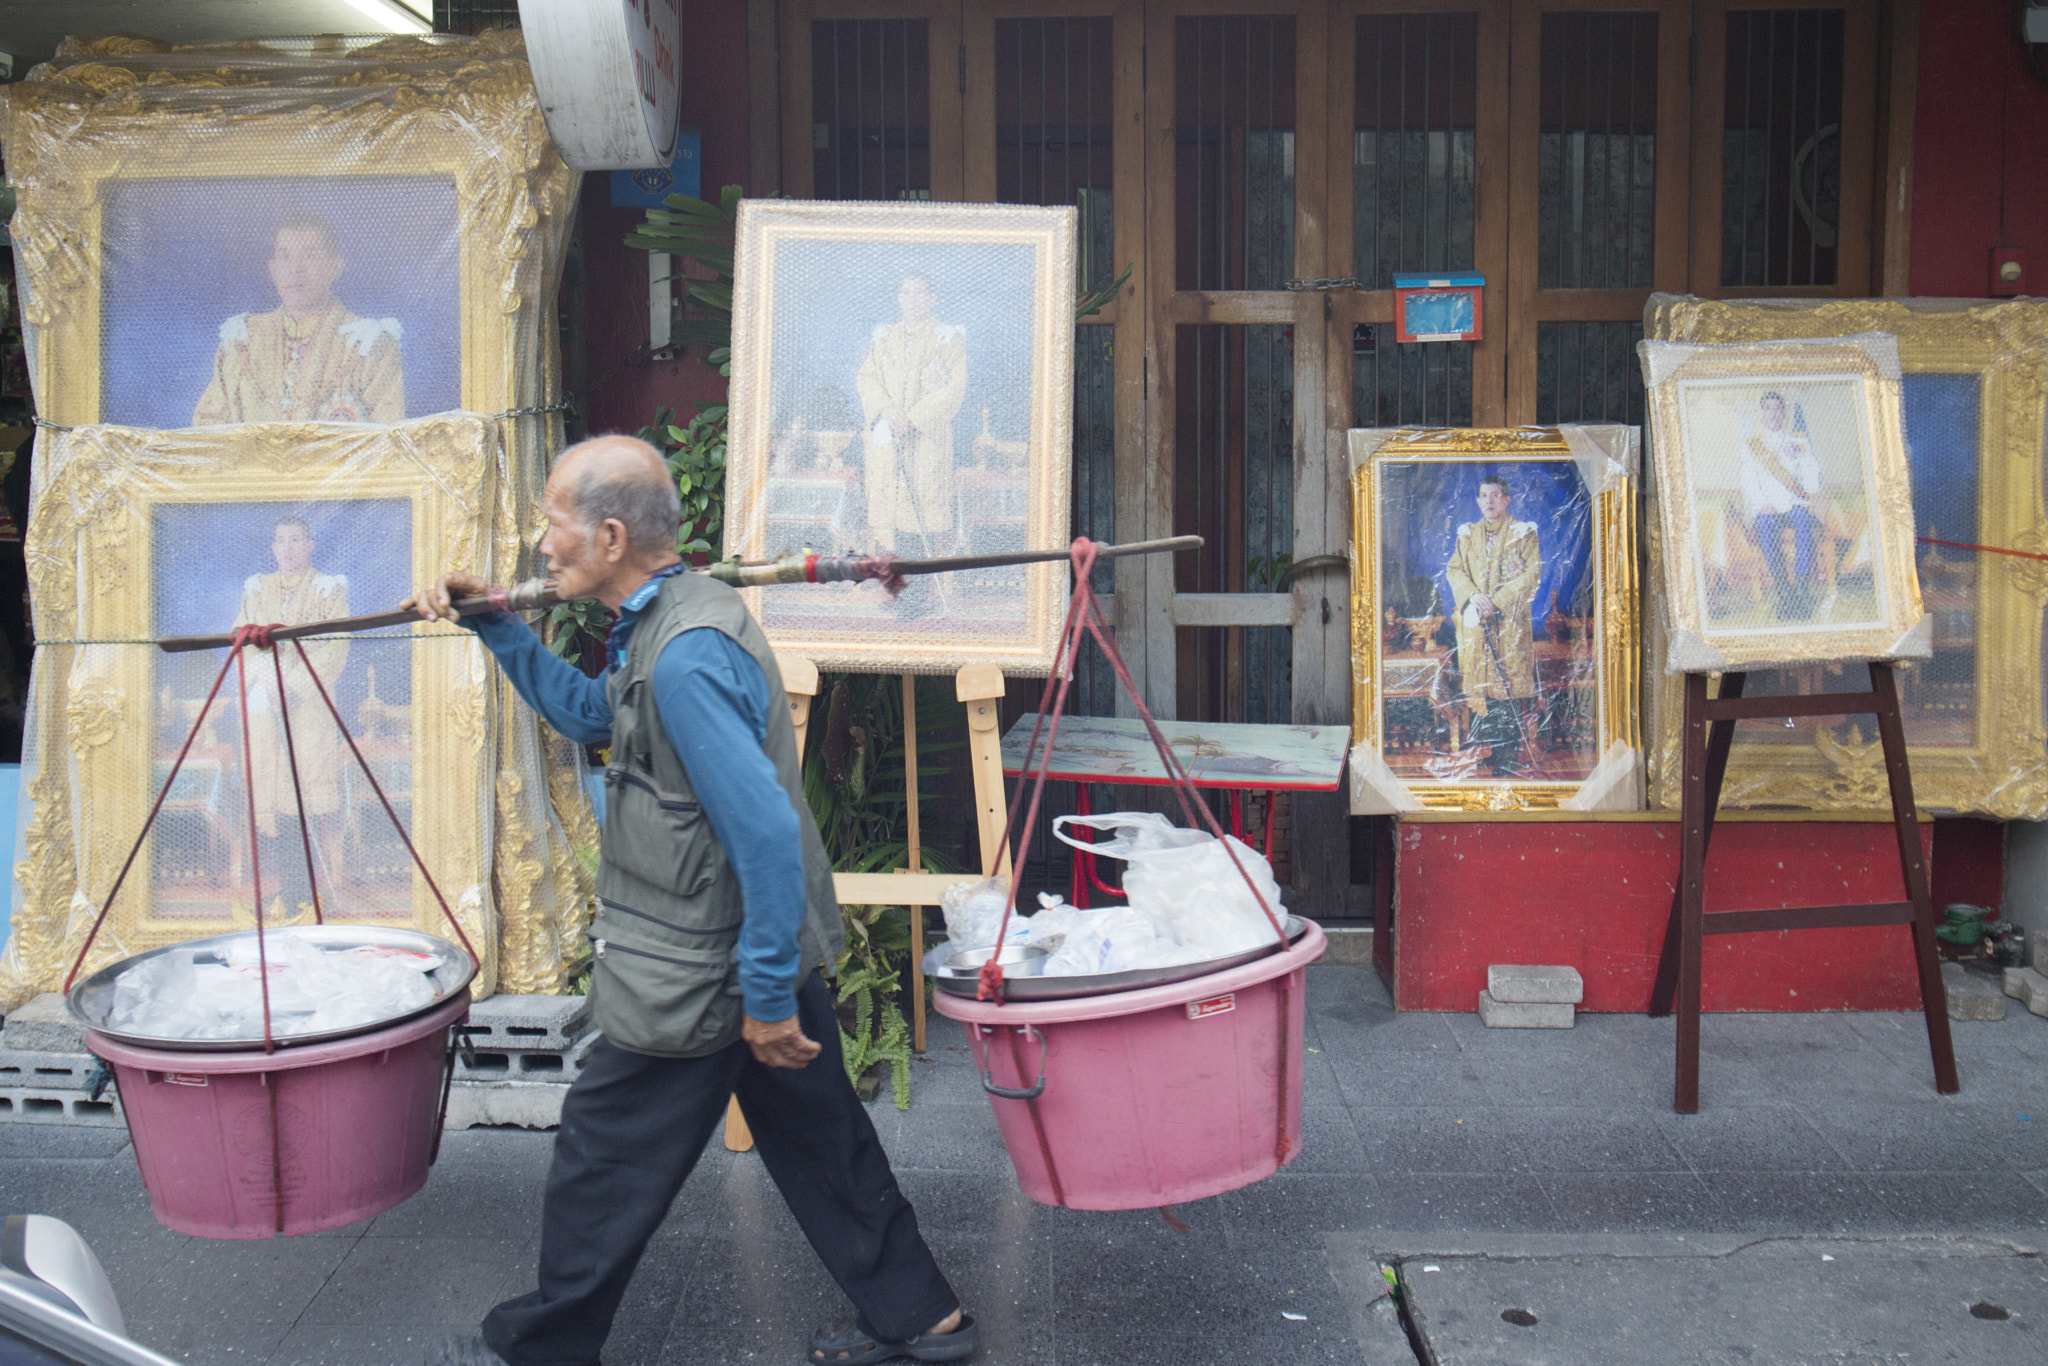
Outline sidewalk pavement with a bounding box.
[4,963,2046,1364]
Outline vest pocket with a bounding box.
[588,929,744,1058]
[603,767,723,899]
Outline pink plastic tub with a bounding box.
[931,919,1325,1209]
[85,994,468,1239]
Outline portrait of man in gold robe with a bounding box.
[234,515,350,917]
[854,274,966,552]
[1444,475,1542,775]
[193,211,406,426]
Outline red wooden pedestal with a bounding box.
[1385,814,1934,1013]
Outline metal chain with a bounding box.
[1284,277,1374,292]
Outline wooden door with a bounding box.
[781,0,968,201]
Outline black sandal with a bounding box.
[806,1314,978,1364]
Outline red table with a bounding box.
[999,714,1351,906]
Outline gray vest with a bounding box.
[588,571,844,1057]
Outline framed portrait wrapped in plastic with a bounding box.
[1347,426,1641,813]
[1640,333,1929,675]
[0,32,575,432]
[725,200,1076,674]
[5,418,504,1002]
[1643,296,2048,818]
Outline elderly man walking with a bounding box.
[412,435,974,1366]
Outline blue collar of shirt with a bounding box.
[605,562,690,674]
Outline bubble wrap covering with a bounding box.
[0,33,597,1009]
[1643,294,2048,819]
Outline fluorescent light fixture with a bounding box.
[341,0,435,34]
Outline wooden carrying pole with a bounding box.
[1647,664,1958,1113]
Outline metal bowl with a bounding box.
[943,943,1051,977]
[932,916,1309,1001]
[68,924,478,1052]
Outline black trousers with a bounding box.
[481,973,958,1366]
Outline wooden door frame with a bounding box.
[1687,0,1881,298]
[1502,0,1691,421]
[1323,0,1512,428]
[779,0,969,202]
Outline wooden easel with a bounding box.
[724,655,1011,1152]
[1647,664,1959,1114]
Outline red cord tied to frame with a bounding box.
[974,539,1289,1004]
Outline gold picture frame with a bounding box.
[1644,295,2048,817]
[726,199,1076,674]
[1349,427,1640,811]
[11,419,505,998]
[1641,333,1927,674]
[0,32,575,433]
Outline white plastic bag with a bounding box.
[939,875,1013,950]
[1053,812,1287,958]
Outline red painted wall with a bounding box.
[1910,0,2048,296]
[1391,820,1935,1013]
[580,0,753,438]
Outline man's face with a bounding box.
[1476,482,1510,523]
[1760,396,1788,432]
[898,277,937,323]
[271,524,313,575]
[268,228,345,315]
[538,478,604,602]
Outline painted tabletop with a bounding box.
[999,714,1351,791]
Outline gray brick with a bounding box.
[0,1086,123,1126]
[0,1050,100,1091]
[451,1031,594,1085]
[0,994,86,1053]
[1319,927,1374,966]
[1476,989,1573,1028]
[460,994,591,1052]
[2005,965,2048,1018]
[1487,964,1585,1005]
[1942,961,2006,1021]
[443,1080,566,1130]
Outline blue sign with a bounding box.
[609,128,702,208]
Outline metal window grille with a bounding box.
[1721,8,1845,287]
[1537,11,1657,290]
[1351,13,1476,428]
[811,20,934,201]
[433,1,519,33]
[1535,320,1645,425]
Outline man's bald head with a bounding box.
[553,435,681,555]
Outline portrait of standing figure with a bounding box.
[1443,475,1543,777]
[234,515,350,918]
[193,211,405,426]
[855,274,966,554]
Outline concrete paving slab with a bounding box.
[1945,962,2008,1021]
[1486,965,1584,1005]
[1475,990,1573,1029]
[1395,1236,2048,1366]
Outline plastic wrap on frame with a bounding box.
[1349,426,1641,811]
[1638,331,1927,676]
[0,418,523,1011]
[726,200,1076,675]
[0,33,596,1000]
[1643,294,2048,817]
[1556,741,1645,812]
[1348,742,1425,815]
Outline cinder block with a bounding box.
[1486,964,1585,1005]
[443,1080,566,1130]
[0,1050,100,1092]
[1320,927,1375,967]
[451,1031,596,1085]
[2003,966,2048,1018]
[0,994,86,1054]
[461,995,591,1053]
[1476,989,1573,1029]
[1943,961,2007,1022]
[0,1087,123,1126]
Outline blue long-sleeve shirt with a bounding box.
[464,576,808,1022]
